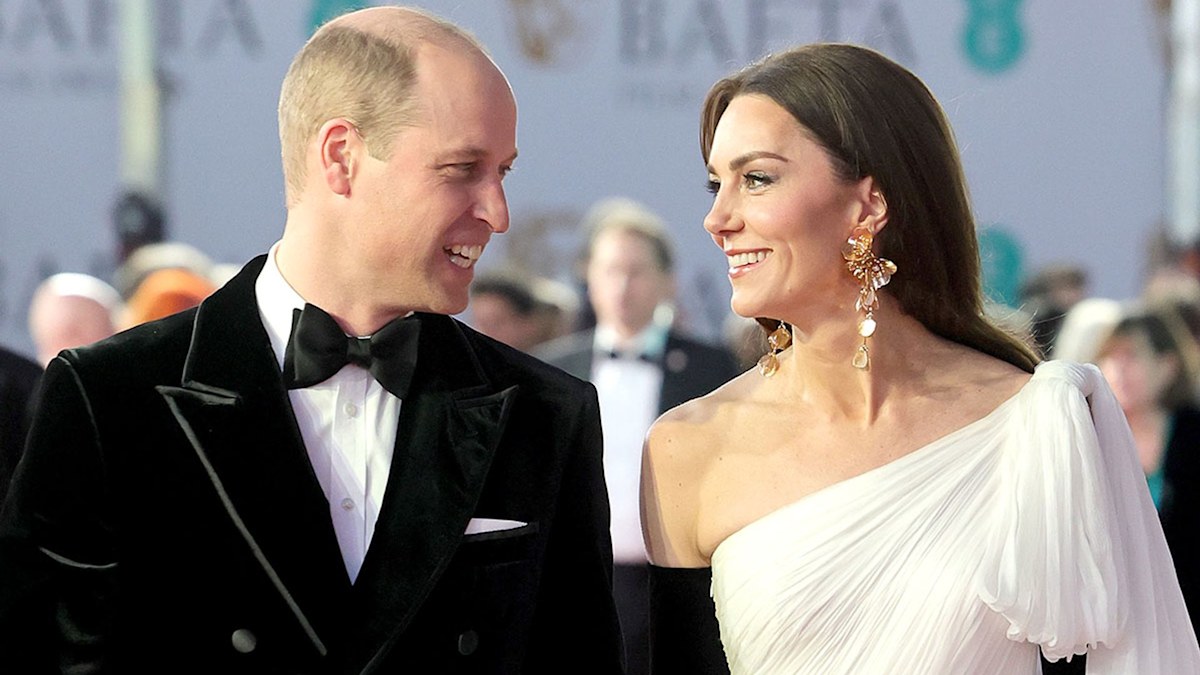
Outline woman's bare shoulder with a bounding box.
[642,371,754,567]
[646,369,761,473]
[955,346,1032,391]
[920,343,1035,416]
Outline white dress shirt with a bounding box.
[255,243,402,583]
[591,324,666,564]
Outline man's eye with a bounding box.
[443,163,476,177]
[706,178,720,195]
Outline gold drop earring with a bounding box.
[757,321,792,377]
[841,229,897,370]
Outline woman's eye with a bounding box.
[744,172,772,189]
[705,178,721,195]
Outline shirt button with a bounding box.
[231,628,257,653]
[345,402,358,417]
[341,498,355,511]
[457,629,479,656]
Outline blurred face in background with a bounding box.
[586,228,673,339]
[1098,332,1178,415]
[469,292,542,351]
[29,294,116,366]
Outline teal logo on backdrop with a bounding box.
[309,0,370,35]
[978,226,1024,308]
[962,0,1025,74]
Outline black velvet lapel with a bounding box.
[348,313,517,673]
[154,256,349,657]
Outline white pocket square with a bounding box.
[464,518,528,535]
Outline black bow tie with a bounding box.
[599,348,656,364]
[282,304,420,398]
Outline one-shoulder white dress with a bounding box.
[711,361,1200,674]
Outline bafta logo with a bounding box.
[504,0,601,68]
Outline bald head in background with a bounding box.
[28,273,120,365]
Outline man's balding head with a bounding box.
[277,6,492,207]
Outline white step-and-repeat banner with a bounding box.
[0,0,1166,356]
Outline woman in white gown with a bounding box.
[640,44,1200,674]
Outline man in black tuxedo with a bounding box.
[0,7,623,673]
[536,199,739,675]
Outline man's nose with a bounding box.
[476,178,509,234]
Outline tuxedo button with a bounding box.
[341,498,355,511]
[457,629,479,656]
[344,402,358,417]
[665,348,688,373]
[231,628,257,654]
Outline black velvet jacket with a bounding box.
[0,256,624,674]
[0,345,41,506]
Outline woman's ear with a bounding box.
[853,176,889,235]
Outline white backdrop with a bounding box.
[0,0,1167,356]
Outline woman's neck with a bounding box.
[772,301,935,426]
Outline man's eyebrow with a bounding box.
[435,147,487,163]
[434,147,519,164]
[706,150,789,175]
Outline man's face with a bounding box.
[349,44,518,316]
[587,229,672,338]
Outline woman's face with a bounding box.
[1098,332,1176,414]
[703,94,872,322]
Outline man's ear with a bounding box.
[316,118,361,197]
[852,176,889,235]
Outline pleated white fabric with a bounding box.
[710,361,1200,674]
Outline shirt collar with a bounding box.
[593,322,669,361]
[255,241,307,371]
[255,241,416,371]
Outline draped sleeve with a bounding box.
[979,360,1200,672]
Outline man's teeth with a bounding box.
[447,244,483,268]
[728,251,767,268]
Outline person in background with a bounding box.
[1019,264,1088,357]
[112,241,214,301]
[537,197,738,675]
[120,267,217,328]
[468,270,576,352]
[27,273,121,366]
[1049,297,1123,364]
[1095,305,1200,636]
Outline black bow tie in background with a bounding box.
[282,303,421,398]
[599,348,656,364]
